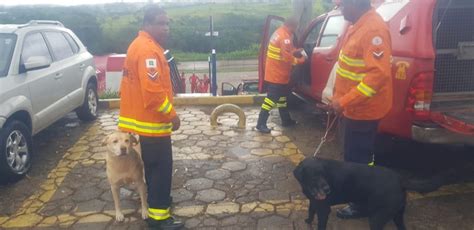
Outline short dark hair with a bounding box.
[342,0,371,9]
[143,5,166,26]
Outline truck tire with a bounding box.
[0,120,32,184]
[76,82,98,121]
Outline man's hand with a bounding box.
[331,100,343,114]
[293,48,304,58]
[171,115,181,131]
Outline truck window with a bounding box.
[376,0,409,21]
[303,20,324,54]
[319,16,345,48]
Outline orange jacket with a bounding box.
[119,31,177,137]
[333,9,393,120]
[265,25,305,84]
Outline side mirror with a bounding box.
[221,82,237,96]
[24,56,51,72]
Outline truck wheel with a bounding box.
[76,82,98,121]
[0,120,32,184]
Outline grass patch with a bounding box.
[99,89,120,99]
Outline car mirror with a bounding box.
[24,56,51,72]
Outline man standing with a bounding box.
[189,72,199,93]
[331,0,393,219]
[118,5,183,229]
[256,17,306,133]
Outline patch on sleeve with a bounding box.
[371,36,383,46]
[284,39,291,45]
[372,51,384,59]
[145,59,157,68]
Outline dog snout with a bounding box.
[120,146,127,154]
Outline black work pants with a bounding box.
[260,82,292,121]
[342,117,379,164]
[139,135,173,209]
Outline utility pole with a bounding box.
[293,0,313,38]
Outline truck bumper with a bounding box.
[412,124,474,145]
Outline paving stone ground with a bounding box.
[0,106,473,230]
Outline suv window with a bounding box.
[63,32,80,54]
[0,34,16,77]
[319,16,345,48]
[304,20,324,51]
[44,31,74,61]
[21,32,52,68]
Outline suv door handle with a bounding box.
[54,73,63,80]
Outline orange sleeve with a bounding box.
[279,35,302,65]
[338,29,392,108]
[137,51,177,119]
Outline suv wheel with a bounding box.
[76,82,98,121]
[0,120,32,184]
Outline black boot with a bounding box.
[336,203,368,219]
[256,110,271,133]
[279,108,297,127]
[146,216,184,230]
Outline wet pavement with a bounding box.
[0,106,473,230]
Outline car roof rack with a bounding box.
[18,20,64,29]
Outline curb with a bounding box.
[99,95,266,109]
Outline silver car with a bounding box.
[0,20,98,184]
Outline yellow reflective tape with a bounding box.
[278,97,287,102]
[277,103,287,108]
[149,208,170,214]
[357,82,376,97]
[267,52,281,61]
[264,98,276,106]
[158,97,170,113]
[368,161,375,167]
[336,67,365,82]
[149,213,170,220]
[118,122,172,134]
[339,53,365,67]
[268,44,281,52]
[262,104,273,111]
[164,103,173,114]
[119,116,172,128]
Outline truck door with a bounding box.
[258,15,284,93]
[310,15,347,100]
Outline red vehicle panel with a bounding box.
[259,0,474,146]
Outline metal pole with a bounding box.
[211,49,217,96]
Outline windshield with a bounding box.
[0,34,17,77]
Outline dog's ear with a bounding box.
[129,133,139,145]
[293,163,304,183]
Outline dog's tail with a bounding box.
[401,168,457,193]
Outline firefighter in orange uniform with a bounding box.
[331,0,393,219]
[189,72,199,93]
[118,5,183,229]
[256,16,307,133]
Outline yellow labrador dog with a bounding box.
[103,132,148,221]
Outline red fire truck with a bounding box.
[259,0,474,146]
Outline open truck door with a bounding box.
[258,15,284,93]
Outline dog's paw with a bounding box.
[304,218,313,224]
[115,212,125,222]
[141,209,148,220]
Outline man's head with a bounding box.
[143,5,170,46]
[284,16,299,33]
[340,0,371,23]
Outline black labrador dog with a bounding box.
[293,157,448,230]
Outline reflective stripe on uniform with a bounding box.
[262,104,273,111]
[267,51,281,61]
[336,66,366,82]
[277,103,287,108]
[278,97,287,102]
[357,82,376,97]
[148,207,170,220]
[264,98,276,107]
[158,97,173,114]
[268,44,281,53]
[339,52,366,67]
[118,116,172,134]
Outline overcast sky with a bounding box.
[0,0,155,6]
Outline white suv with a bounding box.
[0,20,98,184]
